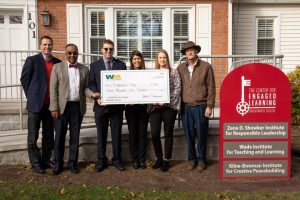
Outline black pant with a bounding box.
[149,107,177,160]
[53,102,83,170]
[94,108,123,165]
[27,104,54,168]
[125,104,149,163]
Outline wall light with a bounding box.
[41,10,51,26]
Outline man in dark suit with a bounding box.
[20,36,61,174]
[49,44,94,175]
[89,39,127,172]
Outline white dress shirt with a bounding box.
[67,62,80,101]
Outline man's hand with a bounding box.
[51,110,60,120]
[91,92,100,99]
[97,98,106,106]
[205,107,212,118]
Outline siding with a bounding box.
[233,4,300,73]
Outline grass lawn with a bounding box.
[1,181,300,200]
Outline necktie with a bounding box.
[69,64,77,68]
[106,61,112,70]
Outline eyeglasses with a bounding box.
[103,48,114,52]
[67,52,78,56]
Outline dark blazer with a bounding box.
[89,57,127,114]
[20,53,61,113]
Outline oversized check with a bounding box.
[100,70,170,104]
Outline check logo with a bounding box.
[105,74,121,80]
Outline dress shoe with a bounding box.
[114,163,125,171]
[160,160,170,172]
[94,163,108,172]
[69,165,79,174]
[42,160,55,170]
[132,162,140,169]
[152,158,163,169]
[187,161,197,170]
[32,166,45,174]
[52,169,63,175]
[140,162,146,169]
[196,163,207,171]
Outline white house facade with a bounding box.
[233,0,300,73]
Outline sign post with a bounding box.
[220,63,291,179]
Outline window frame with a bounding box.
[85,5,195,66]
[115,9,163,59]
[255,16,279,55]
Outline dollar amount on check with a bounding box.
[100,70,170,104]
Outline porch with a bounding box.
[0,51,284,164]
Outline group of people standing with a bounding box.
[20,36,216,175]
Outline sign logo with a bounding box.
[105,74,121,80]
[236,76,277,116]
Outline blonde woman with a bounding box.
[148,49,181,172]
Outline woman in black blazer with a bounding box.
[125,50,149,169]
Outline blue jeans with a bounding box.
[182,104,209,163]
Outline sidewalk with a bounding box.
[0,126,299,192]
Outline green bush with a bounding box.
[287,66,300,125]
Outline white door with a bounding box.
[0,10,27,99]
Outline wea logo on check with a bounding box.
[105,74,121,80]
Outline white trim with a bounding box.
[228,0,233,72]
[106,7,114,41]
[85,4,196,9]
[228,1,233,56]
[274,16,280,55]
[0,0,35,5]
[163,8,172,57]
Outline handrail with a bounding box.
[0,53,284,130]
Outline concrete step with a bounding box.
[0,121,220,165]
[0,101,95,131]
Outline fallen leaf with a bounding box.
[59,187,66,195]
[86,163,95,171]
[130,191,135,197]
[174,176,186,182]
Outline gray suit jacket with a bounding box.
[49,61,91,115]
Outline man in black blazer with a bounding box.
[89,39,127,172]
[20,36,61,174]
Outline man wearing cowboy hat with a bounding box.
[177,41,216,171]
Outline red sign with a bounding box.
[220,63,291,179]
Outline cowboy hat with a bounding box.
[180,41,201,55]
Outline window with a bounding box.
[0,15,4,24]
[257,18,274,55]
[116,11,162,59]
[173,11,189,63]
[9,15,22,24]
[89,11,105,62]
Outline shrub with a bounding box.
[287,66,300,125]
